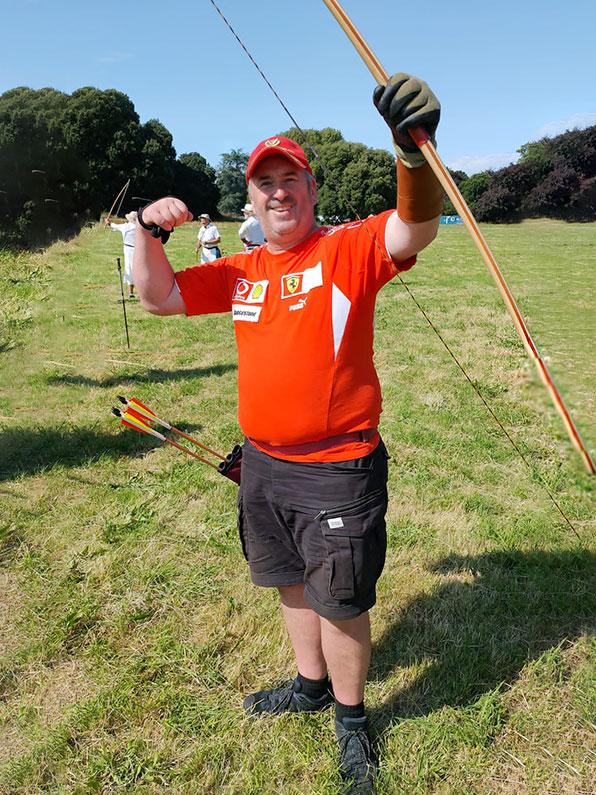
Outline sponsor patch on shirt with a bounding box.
[289,297,308,312]
[232,304,262,322]
[281,262,323,299]
[232,278,269,303]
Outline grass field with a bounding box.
[0,217,594,794]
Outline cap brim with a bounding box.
[246,148,310,182]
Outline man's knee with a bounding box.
[278,583,308,607]
[321,611,370,636]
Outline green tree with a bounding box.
[443,169,468,215]
[174,152,219,217]
[277,129,396,220]
[0,87,72,246]
[517,138,552,177]
[0,85,189,247]
[216,149,248,216]
[132,119,177,204]
[459,172,491,209]
[62,87,141,212]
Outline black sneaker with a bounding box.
[336,716,376,794]
[243,677,333,716]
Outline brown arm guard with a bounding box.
[396,159,444,223]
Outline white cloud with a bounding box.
[98,52,132,65]
[447,152,518,175]
[533,112,596,139]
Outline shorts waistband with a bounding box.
[248,428,378,458]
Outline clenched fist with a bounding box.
[138,197,193,235]
[373,73,440,168]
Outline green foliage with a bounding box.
[0,86,219,248]
[216,148,248,216]
[462,125,596,222]
[517,138,553,177]
[175,152,219,217]
[443,169,468,215]
[459,172,491,209]
[279,127,396,220]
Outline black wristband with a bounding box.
[138,203,171,245]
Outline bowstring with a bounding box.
[208,0,581,539]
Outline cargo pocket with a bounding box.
[317,488,387,600]
[237,495,249,561]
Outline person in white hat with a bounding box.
[238,202,265,252]
[196,214,221,263]
[110,210,137,298]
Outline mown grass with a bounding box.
[0,217,594,794]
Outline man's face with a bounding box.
[248,155,317,250]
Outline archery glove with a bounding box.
[373,73,440,168]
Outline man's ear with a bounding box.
[309,176,317,206]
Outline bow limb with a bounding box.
[104,178,131,227]
[322,0,594,475]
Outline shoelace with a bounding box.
[339,728,372,770]
[264,681,296,713]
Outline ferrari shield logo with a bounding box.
[285,276,300,294]
[281,262,323,299]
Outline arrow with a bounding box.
[117,395,226,460]
[112,406,221,470]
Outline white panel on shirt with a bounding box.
[331,283,351,359]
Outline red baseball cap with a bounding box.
[245,136,313,184]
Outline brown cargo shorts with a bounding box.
[237,438,389,620]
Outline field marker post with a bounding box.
[116,257,131,350]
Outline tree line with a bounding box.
[1,85,593,249]
[445,126,596,222]
[0,86,219,248]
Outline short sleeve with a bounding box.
[175,259,234,315]
[330,210,416,297]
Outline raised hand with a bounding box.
[139,197,193,232]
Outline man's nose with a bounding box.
[272,183,288,199]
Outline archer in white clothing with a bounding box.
[110,210,137,297]
[238,202,265,252]
[196,214,221,263]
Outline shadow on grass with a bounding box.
[44,362,237,388]
[0,422,212,481]
[370,549,595,730]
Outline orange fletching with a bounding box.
[130,396,156,416]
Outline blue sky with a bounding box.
[2,0,595,175]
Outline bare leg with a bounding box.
[278,585,371,702]
[278,584,327,679]
[321,612,371,705]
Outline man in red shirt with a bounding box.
[134,73,443,793]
